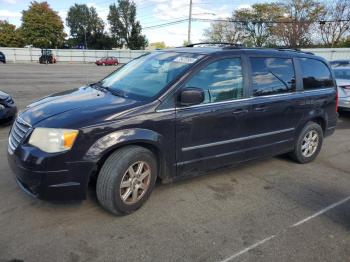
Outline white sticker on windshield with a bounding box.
[173,56,198,64]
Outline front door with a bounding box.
[175,57,250,176]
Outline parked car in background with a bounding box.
[8,45,338,215]
[0,52,6,64]
[330,60,350,68]
[333,67,350,111]
[95,57,119,66]
[0,91,17,124]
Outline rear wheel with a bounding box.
[289,122,323,164]
[96,146,157,215]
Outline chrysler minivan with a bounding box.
[8,44,338,215]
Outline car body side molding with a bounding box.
[182,127,295,152]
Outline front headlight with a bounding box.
[29,128,79,153]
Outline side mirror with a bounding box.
[179,88,205,106]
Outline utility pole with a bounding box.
[187,0,192,44]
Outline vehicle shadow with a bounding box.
[336,111,350,130]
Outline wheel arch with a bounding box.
[84,128,171,182]
[297,111,328,137]
[310,116,326,134]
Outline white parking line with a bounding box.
[220,235,276,262]
[220,195,350,262]
[290,195,350,227]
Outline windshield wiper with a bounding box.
[89,81,107,91]
[89,82,127,98]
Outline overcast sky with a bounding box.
[0,0,269,46]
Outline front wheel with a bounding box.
[289,122,323,164]
[96,146,157,215]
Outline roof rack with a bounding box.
[180,43,315,55]
[184,42,244,48]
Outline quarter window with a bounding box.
[300,58,334,90]
[184,58,243,104]
[251,57,296,96]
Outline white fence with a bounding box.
[0,47,148,64]
[1,47,350,64]
[301,48,350,61]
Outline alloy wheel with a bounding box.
[301,130,319,158]
[119,161,151,205]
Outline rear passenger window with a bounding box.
[250,57,296,96]
[300,58,334,90]
[185,58,243,104]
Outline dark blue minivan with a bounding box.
[8,45,338,215]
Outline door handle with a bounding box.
[232,108,249,114]
[254,105,268,112]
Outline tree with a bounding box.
[108,0,148,49]
[272,0,324,48]
[66,4,110,49]
[203,20,243,44]
[234,3,285,47]
[0,20,23,47]
[318,0,350,47]
[21,1,65,48]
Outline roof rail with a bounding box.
[276,47,314,55]
[184,42,244,48]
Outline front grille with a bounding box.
[8,116,32,153]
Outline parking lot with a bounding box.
[0,63,350,262]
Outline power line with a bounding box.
[141,17,350,31]
[143,19,189,30]
[142,17,188,26]
[193,18,350,24]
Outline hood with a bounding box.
[0,90,9,100]
[20,86,142,127]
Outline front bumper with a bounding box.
[7,146,95,201]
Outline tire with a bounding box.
[102,63,106,66]
[289,121,323,164]
[96,146,157,215]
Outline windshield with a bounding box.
[334,68,350,80]
[100,52,204,100]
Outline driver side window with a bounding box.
[184,58,243,104]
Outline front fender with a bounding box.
[84,128,163,162]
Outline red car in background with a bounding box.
[95,57,119,66]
